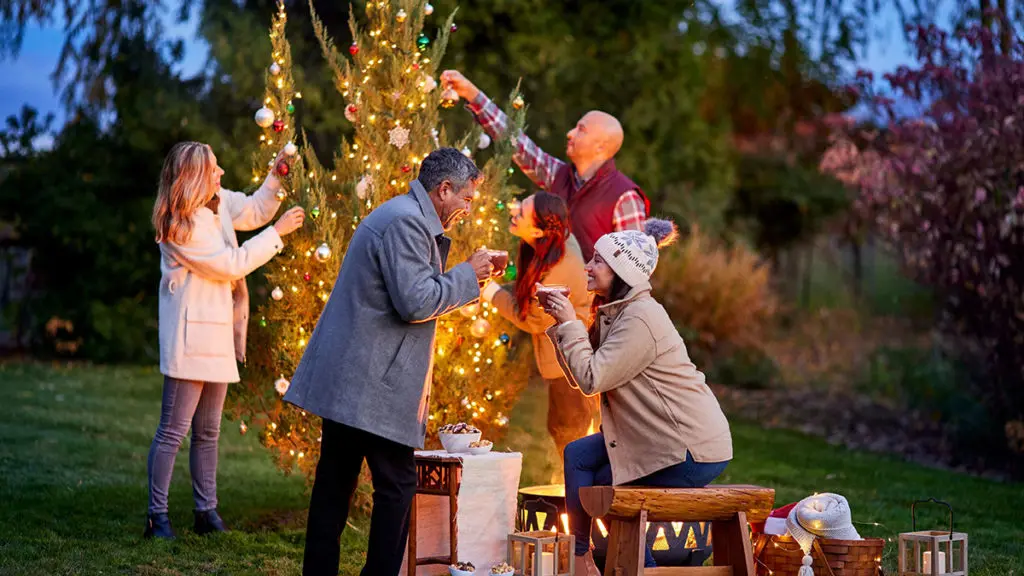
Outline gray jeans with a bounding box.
[146,376,228,514]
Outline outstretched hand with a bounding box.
[542,290,575,325]
[439,70,480,102]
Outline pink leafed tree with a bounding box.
[821,19,1024,470]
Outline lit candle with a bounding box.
[540,551,554,575]
[922,550,946,573]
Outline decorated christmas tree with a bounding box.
[227,0,533,483]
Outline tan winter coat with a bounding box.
[490,235,592,379]
[547,282,732,484]
[158,181,283,383]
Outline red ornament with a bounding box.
[272,119,285,132]
[276,160,290,177]
[303,272,311,282]
[450,23,458,33]
[401,164,412,173]
[349,43,359,55]
[412,63,420,71]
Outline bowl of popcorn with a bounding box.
[490,561,514,575]
[468,439,493,455]
[439,423,481,453]
[449,561,476,576]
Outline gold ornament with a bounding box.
[396,8,408,22]
[512,96,525,110]
[315,242,332,262]
[470,318,491,338]
[440,86,459,109]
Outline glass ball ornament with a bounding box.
[470,318,491,338]
[450,23,458,33]
[461,147,472,157]
[283,141,298,156]
[303,272,311,282]
[440,86,459,109]
[349,42,359,55]
[273,119,285,133]
[512,95,525,110]
[345,104,358,122]
[500,333,511,344]
[269,62,281,76]
[424,3,434,15]
[478,133,491,149]
[271,286,284,301]
[286,102,295,114]
[274,376,290,395]
[416,33,430,50]
[276,160,290,177]
[503,262,517,281]
[315,242,332,262]
[396,8,407,22]
[259,316,268,328]
[310,206,320,218]
[254,107,275,128]
[496,200,506,211]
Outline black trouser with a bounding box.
[303,419,417,576]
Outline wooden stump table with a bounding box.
[579,485,775,576]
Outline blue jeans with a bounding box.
[147,377,228,514]
[564,433,729,566]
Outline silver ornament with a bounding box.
[424,3,434,15]
[315,242,332,262]
[461,147,472,157]
[283,141,298,156]
[271,286,284,301]
[269,62,282,76]
[254,107,275,128]
[477,133,491,149]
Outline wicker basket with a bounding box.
[754,534,885,576]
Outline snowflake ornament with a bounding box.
[389,125,411,149]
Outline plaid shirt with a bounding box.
[466,93,646,232]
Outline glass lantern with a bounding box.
[508,530,575,576]
[898,499,968,575]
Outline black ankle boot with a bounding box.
[143,513,175,539]
[194,509,228,535]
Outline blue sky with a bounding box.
[0,1,915,133]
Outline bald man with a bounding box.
[441,71,649,261]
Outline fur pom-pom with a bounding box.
[643,218,679,248]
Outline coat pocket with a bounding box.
[184,306,235,358]
[380,332,420,389]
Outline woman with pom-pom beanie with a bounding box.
[541,218,733,575]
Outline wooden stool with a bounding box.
[407,455,463,575]
[579,485,775,576]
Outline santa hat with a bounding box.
[751,502,798,536]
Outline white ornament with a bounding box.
[389,125,411,149]
[424,3,434,15]
[460,302,481,317]
[421,75,437,93]
[356,175,371,199]
[430,128,440,147]
[269,62,282,76]
[271,286,284,301]
[254,107,275,128]
[470,318,491,338]
[274,376,290,395]
[477,133,491,149]
[461,147,472,157]
[283,141,298,156]
[315,242,332,262]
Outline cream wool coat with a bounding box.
[547,282,733,484]
[158,181,283,383]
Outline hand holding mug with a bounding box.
[539,286,575,324]
[466,248,494,281]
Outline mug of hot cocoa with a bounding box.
[535,284,571,308]
[487,250,509,276]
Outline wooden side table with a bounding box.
[407,454,463,575]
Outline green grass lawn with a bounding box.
[1,362,1021,575]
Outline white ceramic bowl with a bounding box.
[467,443,493,456]
[449,567,475,576]
[440,431,481,453]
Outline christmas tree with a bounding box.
[228,0,533,484]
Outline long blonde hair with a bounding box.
[152,141,217,244]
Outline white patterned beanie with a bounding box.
[786,493,862,575]
[593,218,678,287]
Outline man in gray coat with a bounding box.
[284,148,493,576]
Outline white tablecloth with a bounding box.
[401,450,523,576]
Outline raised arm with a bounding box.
[221,174,284,232]
[546,314,656,396]
[163,213,283,282]
[379,217,480,323]
[441,70,565,190]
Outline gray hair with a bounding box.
[418,147,480,194]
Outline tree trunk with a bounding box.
[851,238,863,300]
[981,0,996,63]
[997,0,1012,54]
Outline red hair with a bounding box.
[514,192,570,319]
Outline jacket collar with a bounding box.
[597,281,652,316]
[410,179,444,237]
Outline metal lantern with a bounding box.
[898,499,968,576]
[508,531,574,576]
